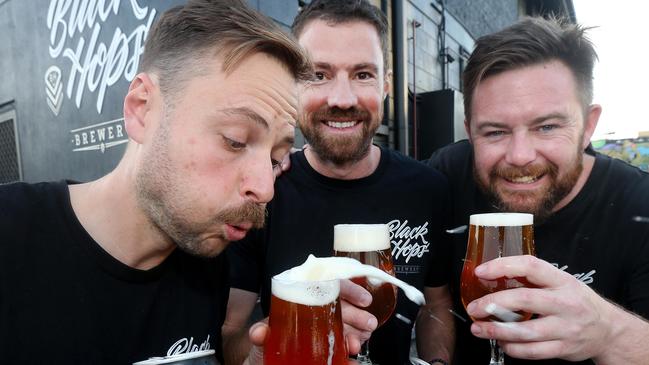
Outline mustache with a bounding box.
[311,106,370,121]
[215,201,266,229]
[491,163,557,180]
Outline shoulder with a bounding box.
[383,147,448,186]
[0,181,69,230]
[591,154,649,213]
[425,140,472,172]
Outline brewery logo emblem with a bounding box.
[45,66,64,116]
[44,0,156,116]
[70,117,128,153]
[388,219,431,275]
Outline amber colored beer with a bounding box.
[460,213,536,322]
[335,248,397,326]
[264,277,348,365]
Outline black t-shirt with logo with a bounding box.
[0,181,228,364]
[227,146,453,365]
[427,140,649,365]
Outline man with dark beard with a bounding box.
[427,17,649,365]
[0,1,375,364]
[224,1,455,365]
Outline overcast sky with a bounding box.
[573,1,649,140]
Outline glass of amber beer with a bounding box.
[460,213,536,365]
[334,224,397,365]
[264,274,348,365]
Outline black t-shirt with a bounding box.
[0,181,229,364]
[427,140,649,365]
[227,146,453,365]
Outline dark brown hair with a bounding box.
[140,0,312,98]
[292,0,388,69]
[463,16,597,122]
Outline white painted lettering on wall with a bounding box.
[387,219,430,264]
[45,0,156,114]
[69,117,128,153]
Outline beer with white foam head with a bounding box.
[264,273,347,365]
[333,224,397,327]
[460,213,536,322]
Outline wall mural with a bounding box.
[45,0,157,153]
[592,137,649,172]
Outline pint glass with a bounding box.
[460,213,536,364]
[333,224,397,364]
[264,275,347,365]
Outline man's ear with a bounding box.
[582,104,602,150]
[383,69,393,100]
[123,73,158,144]
[464,119,473,143]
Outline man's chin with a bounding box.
[177,236,229,258]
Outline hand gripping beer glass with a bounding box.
[333,224,397,365]
[460,213,536,365]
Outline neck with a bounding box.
[552,153,595,213]
[304,144,382,180]
[69,161,175,270]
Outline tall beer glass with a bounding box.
[264,275,348,365]
[460,213,536,365]
[333,224,397,365]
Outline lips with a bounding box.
[325,120,360,129]
[504,174,544,184]
[224,222,253,242]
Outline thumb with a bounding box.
[243,322,267,365]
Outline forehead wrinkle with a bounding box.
[221,107,269,129]
[254,79,298,124]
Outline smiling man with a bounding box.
[427,16,649,365]
[0,1,311,364]
[223,1,455,365]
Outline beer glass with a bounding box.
[333,224,397,365]
[264,275,348,365]
[460,213,536,365]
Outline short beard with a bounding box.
[135,114,266,258]
[473,147,583,223]
[300,106,377,165]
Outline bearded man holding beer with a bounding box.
[427,17,649,365]
[224,1,455,364]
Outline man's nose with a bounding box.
[505,133,537,166]
[327,78,358,110]
[241,158,275,204]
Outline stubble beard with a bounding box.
[135,115,266,258]
[473,144,584,222]
[300,106,380,165]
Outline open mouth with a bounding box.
[324,120,360,129]
[505,174,544,184]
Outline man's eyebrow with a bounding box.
[352,63,379,74]
[281,134,295,147]
[530,112,570,125]
[476,121,508,131]
[221,107,269,129]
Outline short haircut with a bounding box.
[139,0,312,100]
[463,16,598,122]
[292,0,389,70]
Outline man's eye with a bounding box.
[224,137,246,150]
[539,124,557,132]
[271,159,281,169]
[357,72,373,80]
[314,71,325,80]
[485,130,505,138]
